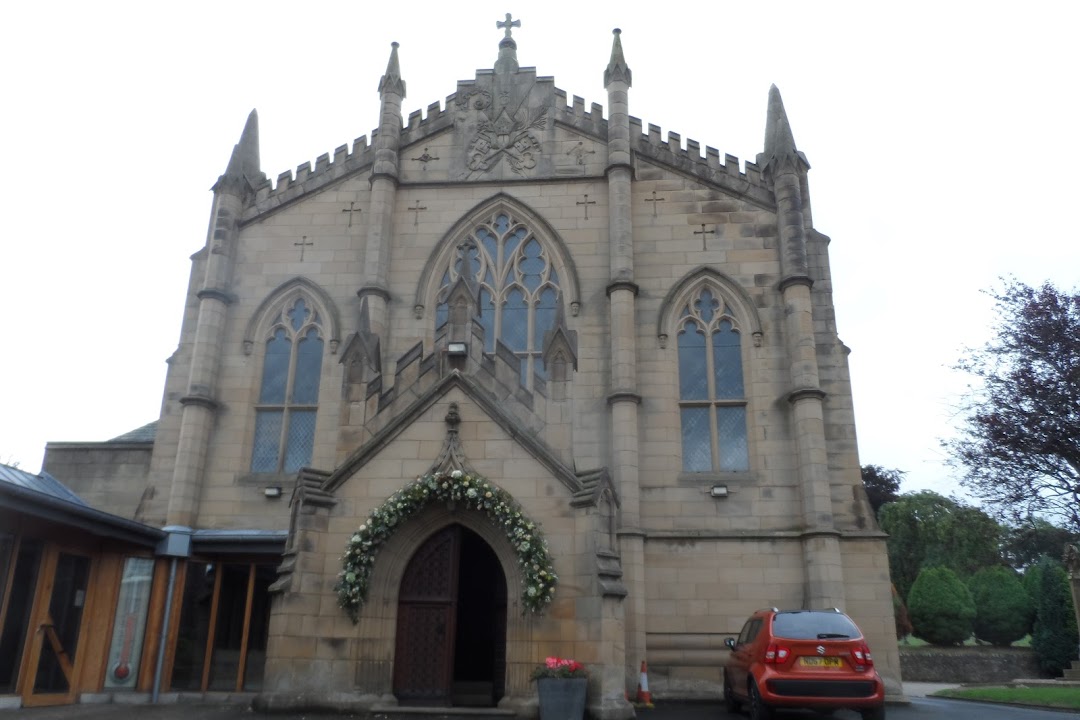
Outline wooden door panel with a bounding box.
[393,526,461,704]
[393,604,454,702]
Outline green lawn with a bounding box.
[934,685,1080,709]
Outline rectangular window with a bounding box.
[0,538,42,693]
[171,561,275,693]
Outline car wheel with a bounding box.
[860,705,886,720]
[748,681,773,720]
[722,676,740,714]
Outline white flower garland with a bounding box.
[336,470,558,622]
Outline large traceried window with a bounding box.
[434,212,561,388]
[251,297,323,473]
[677,287,749,472]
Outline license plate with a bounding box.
[798,657,843,668]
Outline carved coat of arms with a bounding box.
[458,88,547,176]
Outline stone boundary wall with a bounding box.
[899,647,1047,683]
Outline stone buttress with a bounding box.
[759,86,845,608]
[602,29,646,699]
[167,111,264,526]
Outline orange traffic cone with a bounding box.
[636,660,652,705]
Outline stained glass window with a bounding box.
[251,298,324,473]
[434,212,563,387]
[677,288,749,472]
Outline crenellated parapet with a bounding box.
[241,59,779,225]
[629,117,773,207]
[399,96,457,148]
[554,88,610,139]
[243,136,377,224]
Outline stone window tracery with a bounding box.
[434,212,561,388]
[677,287,749,472]
[251,297,324,473]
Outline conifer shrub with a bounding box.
[967,566,1032,646]
[907,566,975,646]
[1031,557,1079,676]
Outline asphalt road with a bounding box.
[9,699,1080,720]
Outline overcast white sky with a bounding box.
[2,2,1077,496]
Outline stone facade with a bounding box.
[47,20,900,718]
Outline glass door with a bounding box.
[22,549,92,707]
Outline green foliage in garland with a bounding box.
[336,470,557,623]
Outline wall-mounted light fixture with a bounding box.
[447,342,468,356]
[264,486,283,499]
[710,485,729,498]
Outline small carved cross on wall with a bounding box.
[693,224,717,250]
[407,200,428,227]
[411,148,440,170]
[341,201,362,228]
[567,141,595,166]
[577,194,597,220]
[644,190,666,217]
[294,235,314,261]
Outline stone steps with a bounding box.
[370,705,515,720]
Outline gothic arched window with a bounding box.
[251,297,324,473]
[434,212,561,388]
[677,287,749,472]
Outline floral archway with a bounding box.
[336,469,558,622]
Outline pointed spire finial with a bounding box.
[604,28,632,87]
[494,13,520,74]
[760,84,807,176]
[214,109,264,194]
[378,41,406,97]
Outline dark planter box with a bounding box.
[537,677,587,720]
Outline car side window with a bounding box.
[736,620,754,645]
[736,618,762,646]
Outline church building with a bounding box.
[5,17,899,717]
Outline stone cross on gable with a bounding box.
[497,13,520,38]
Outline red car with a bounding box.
[724,608,885,720]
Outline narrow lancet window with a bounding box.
[251,298,324,473]
[676,288,749,472]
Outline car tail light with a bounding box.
[852,643,874,667]
[764,643,790,664]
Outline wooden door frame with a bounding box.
[18,544,96,707]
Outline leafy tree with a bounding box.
[878,491,1002,600]
[1002,518,1080,572]
[1031,556,1079,675]
[861,465,903,515]
[907,566,976,646]
[967,566,1032,646]
[946,280,1080,532]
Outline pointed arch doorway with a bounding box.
[392,523,507,707]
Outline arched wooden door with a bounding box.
[393,524,506,707]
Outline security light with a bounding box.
[447,342,468,356]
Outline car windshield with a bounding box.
[771,612,861,640]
